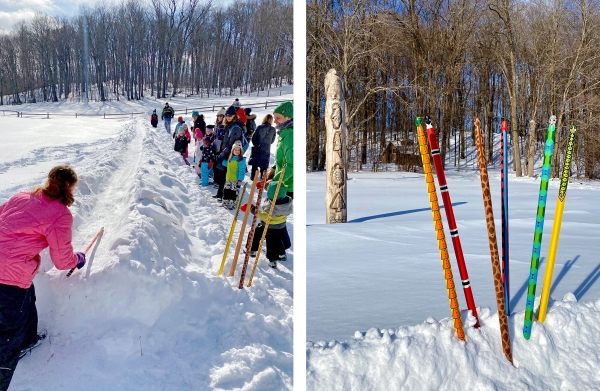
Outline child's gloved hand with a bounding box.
[208,161,214,169]
[237,180,243,188]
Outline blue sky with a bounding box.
[0,0,93,31]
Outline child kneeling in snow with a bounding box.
[221,140,246,209]
[247,182,293,269]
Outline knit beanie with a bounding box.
[178,116,184,122]
[203,137,211,145]
[232,140,243,150]
[232,98,241,108]
[217,107,226,116]
[192,110,199,117]
[273,101,293,119]
[225,106,237,116]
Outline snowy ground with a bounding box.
[307,169,600,390]
[0,86,294,390]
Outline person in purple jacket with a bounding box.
[0,165,86,389]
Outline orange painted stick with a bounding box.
[416,117,465,341]
[66,227,104,278]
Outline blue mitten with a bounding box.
[76,252,86,269]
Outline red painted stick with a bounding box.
[424,117,480,328]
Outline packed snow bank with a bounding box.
[1,89,293,390]
[307,295,600,390]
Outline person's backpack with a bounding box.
[240,129,250,153]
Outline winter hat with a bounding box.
[217,107,226,116]
[245,107,256,120]
[178,116,184,122]
[236,108,247,124]
[273,101,293,119]
[192,110,199,117]
[232,98,241,108]
[232,140,243,150]
[225,106,237,116]
[153,109,156,113]
[206,124,214,133]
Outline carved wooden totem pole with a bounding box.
[325,69,348,224]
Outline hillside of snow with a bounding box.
[306,169,600,390]
[0,86,294,390]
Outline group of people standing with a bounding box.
[156,99,294,269]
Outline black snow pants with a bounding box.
[0,283,38,390]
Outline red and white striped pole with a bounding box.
[425,116,480,328]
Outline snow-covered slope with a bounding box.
[0,87,294,390]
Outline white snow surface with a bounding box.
[0,87,294,390]
[307,170,600,390]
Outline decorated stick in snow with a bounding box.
[217,183,247,275]
[238,178,265,289]
[538,125,576,323]
[500,120,510,315]
[246,165,286,288]
[229,173,259,277]
[424,116,480,328]
[66,227,104,278]
[523,115,556,340]
[416,118,465,341]
[474,117,513,364]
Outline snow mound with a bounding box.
[307,297,600,390]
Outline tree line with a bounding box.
[0,0,292,104]
[307,0,600,179]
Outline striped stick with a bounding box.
[523,115,556,340]
[474,117,513,364]
[500,120,510,315]
[238,179,265,289]
[229,173,259,277]
[217,183,247,275]
[66,227,104,278]
[537,125,577,323]
[416,117,465,341]
[246,165,286,287]
[424,116,480,328]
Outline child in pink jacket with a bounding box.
[0,165,85,388]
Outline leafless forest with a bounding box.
[307,0,600,178]
[0,0,292,104]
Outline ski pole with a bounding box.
[66,227,104,278]
[538,125,576,323]
[523,115,556,339]
[229,173,259,277]
[474,117,513,364]
[247,165,286,287]
[424,116,480,328]
[238,174,265,289]
[500,120,510,315]
[218,183,247,275]
[415,118,465,341]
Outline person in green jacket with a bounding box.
[268,101,293,199]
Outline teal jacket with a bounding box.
[223,156,247,182]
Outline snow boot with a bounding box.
[269,261,277,269]
[19,330,47,359]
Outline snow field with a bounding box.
[307,170,600,390]
[0,87,293,390]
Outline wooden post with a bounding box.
[325,68,348,224]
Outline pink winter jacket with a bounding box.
[0,191,78,288]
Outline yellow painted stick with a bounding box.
[217,183,247,275]
[538,125,577,322]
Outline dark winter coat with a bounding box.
[174,136,189,155]
[150,114,159,127]
[193,116,206,135]
[249,123,276,169]
[217,121,245,164]
[200,144,217,164]
[161,106,175,119]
